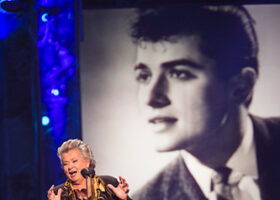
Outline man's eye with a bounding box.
[73,160,77,163]
[168,69,196,80]
[135,70,151,83]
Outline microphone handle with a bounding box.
[90,176,94,200]
[86,176,89,199]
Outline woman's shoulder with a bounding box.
[53,182,75,200]
[53,183,65,195]
[99,175,119,187]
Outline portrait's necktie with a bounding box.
[209,167,261,200]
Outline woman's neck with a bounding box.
[72,179,86,189]
[72,178,92,197]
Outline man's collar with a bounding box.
[181,115,258,198]
[226,115,258,179]
[181,150,213,198]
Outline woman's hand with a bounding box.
[47,185,62,200]
[108,176,130,200]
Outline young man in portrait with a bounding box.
[130,4,280,200]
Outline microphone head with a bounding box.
[88,168,95,178]
[81,168,88,178]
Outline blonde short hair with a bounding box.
[57,139,96,168]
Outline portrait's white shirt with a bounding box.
[181,116,258,199]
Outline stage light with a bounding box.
[41,13,48,22]
[41,116,50,126]
[51,88,59,96]
[0,0,23,12]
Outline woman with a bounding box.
[47,139,130,200]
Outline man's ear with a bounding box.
[228,67,257,105]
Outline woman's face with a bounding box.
[61,148,90,185]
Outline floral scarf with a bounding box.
[60,175,114,200]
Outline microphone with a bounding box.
[81,168,95,178]
[81,168,95,200]
[88,168,95,178]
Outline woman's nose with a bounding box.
[147,75,170,108]
[68,164,73,170]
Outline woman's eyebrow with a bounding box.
[162,59,204,70]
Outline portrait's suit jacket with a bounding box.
[132,115,280,200]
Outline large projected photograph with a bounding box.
[80,4,280,199]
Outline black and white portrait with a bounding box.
[80,4,280,199]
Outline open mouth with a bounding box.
[69,171,77,177]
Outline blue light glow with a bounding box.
[0,11,21,38]
[37,0,81,193]
[37,0,78,139]
[41,116,50,126]
[51,88,59,96]
[41,13,48,22]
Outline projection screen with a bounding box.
[80,4,280,195]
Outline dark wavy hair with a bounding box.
[131,4,259,81]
